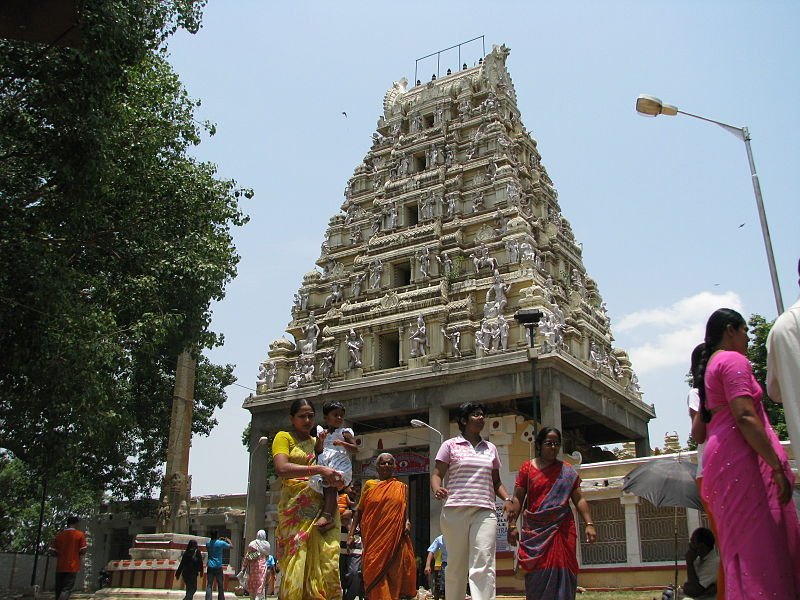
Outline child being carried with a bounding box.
[310,400,358,532]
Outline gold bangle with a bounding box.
[585,523,595,527]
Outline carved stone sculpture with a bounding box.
[409,314,427,358]
[470,245,497,274]
[484,273,510,318]
[437,252,453,278]
[369,258,383,290]
[301,311,320,354]
[441,325,461,358]
[417,246,431,279]
[346,328,364,369]
[351,272,367,299]
[319,352,334,381]
[324,283,343,308]
[506,239,519,264]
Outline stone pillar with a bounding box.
[160,350,196,533]
[620,493,642,566]
[427,404,449,541]
[540,377,562,433]
[229,520,244,570]
[398,323,407,366]
[244,416,269,544]
[635,435,651,458]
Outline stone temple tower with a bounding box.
[244,44,655,554]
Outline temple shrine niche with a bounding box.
[243,44,655,560]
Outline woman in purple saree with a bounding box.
[696,308,800,598]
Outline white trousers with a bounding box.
[440,505,497,600]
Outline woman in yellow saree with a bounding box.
[271,399,344,600]
[349,452,416,600]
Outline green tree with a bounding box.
[0,0,249,500]
[748,314,787,439]
[0,451,101,553]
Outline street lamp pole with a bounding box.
[636,95,784,314]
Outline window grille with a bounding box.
[638,499,689,562]
[579,499,626,565]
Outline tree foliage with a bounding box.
[0,451,101,553]
[748,314,787,439]
[0,0,249,499]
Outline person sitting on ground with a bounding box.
[682,527,719,600]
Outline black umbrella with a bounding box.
[623,456,702,510]
[623,455,701,594]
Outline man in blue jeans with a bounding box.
[205,530,232,600]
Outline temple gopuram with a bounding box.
[243,44,655,582]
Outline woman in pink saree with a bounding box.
[695,308,800,598]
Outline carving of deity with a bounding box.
[506,239,519,264]
[301,312,321,355]
[440,325,461,358]
[426,145,439,169]
[157,497,171,533]
[344,202,358,225]
[497,134,511,158]
[416,246,431,279]
[497,314,509,350]
[320,351,335,381]
[487,161,497,183]
[494,210,508,236]
[346,328,364,369]
[350,225,362,245]
[433,105,445,127]
[386,202,398,230]
[324,283,343,308]
[506,181,520,204]
[398,155,410,177]
[371,210,383,236]
[484,273,511,318]
[628,372,641,394]
[390,122,401,138]
[470,245,497,274]
[444,145,455,167]
[410,114,423,133]
[409,314,427,358]
[571,268,582,290]
[458,98,471,116]
[436,252,454,278]
[466,143,478,161]
[344,182,352,202]
[519,241,536,263]
[293,290,309,312]
[373,172,384,191]
[471,190,485,213]
[589,341,603,371]
[369,258,383,290]
[419,192,435,221]
[444,194,457,219]
[476,319,493,353]
[351,271,367,299]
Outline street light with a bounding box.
[635,94,784,314]
[410,418,444,443]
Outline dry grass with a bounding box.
[578,592,662,600]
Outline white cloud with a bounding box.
[615,291,744,374]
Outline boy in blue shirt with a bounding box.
[205,530,232,600]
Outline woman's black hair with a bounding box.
[689,343,705,387]
[186,539,198,551]
[534,427,562,455]
[322,400,345,415]
[289,398,315,416]
[455,401,487,432]
[696,308,746,423]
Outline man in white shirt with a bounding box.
[682,527,718,600]
[767,259,800,476]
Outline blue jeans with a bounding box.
[205,567,224,600]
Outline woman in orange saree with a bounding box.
[349,453,416,600]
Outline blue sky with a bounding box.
[167,2,799,495]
